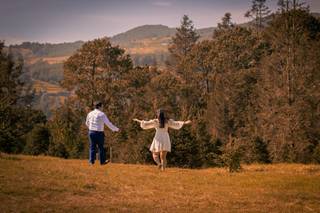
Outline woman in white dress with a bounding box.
[133,109,191,171]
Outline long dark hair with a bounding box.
[157,109,167,128]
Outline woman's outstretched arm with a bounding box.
[168,119,191,130]
[133,118,143,123]
[133,118,157,129]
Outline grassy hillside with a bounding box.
[33,80,66,94]
[0,154,319,212]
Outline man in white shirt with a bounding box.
[86,101,119,165]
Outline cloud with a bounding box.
[152,1,172,7]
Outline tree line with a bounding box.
[1,0,319,170]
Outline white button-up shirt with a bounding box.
[86,109,119,132]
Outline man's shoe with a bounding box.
[101,160,110,165]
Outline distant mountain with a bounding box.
[10,41,84,58]
[111,24,214,44]
[311,12,320,18]
[111,25,175,44]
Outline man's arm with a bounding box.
[85,114,90,127]
[102,114,119,132]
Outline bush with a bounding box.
[24,124,50,155]
[222,137,243,172]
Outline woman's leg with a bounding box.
[152,152,161,166]
[160,151,167,171]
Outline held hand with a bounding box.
[184,120,192,124]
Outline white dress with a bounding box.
[140,119,185,152]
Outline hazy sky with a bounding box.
[1,0,319,44]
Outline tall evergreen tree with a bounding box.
[259,9,320,162]
[24,124,50,155]
[245,0,271,30]
[48,100,86,158]
[168,15,199,80]
[0,41,46,153]
[216,12,235,32]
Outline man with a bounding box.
[86,101,119,165]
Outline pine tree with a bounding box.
[259,9,320,162]
[0,41,46,153]
[216,12,235,33]
[168,15,199,80]
[277,0,307,13]
[48,100,85,158]
[24,124,50,155]
[169,126,201,168]
[186,40,216,94]
[222,136,244,172]
[245,0,271,30]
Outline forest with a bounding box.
[1,0,319,170]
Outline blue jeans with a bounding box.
[88,130,106,164]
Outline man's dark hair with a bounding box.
[94,101,102,109]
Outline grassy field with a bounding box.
[32,80,66,94]
[0,154,319,213]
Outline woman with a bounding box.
[133,109,191,171]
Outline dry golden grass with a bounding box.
[122,37,170,54]
[27,57,42,65]
[127,47,168,55]
[25,56,68,65]
[33,80,66,94]
[0,154,319,213]
[42,56,69,64]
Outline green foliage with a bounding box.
[222,140,243,172]
[24,124,50,155]
[169,126,201,168]
[169,15,200,58]
[28,60,63,83]
[48,101,86,159]
[63,37,133,108]
[245,0,271,30]
[168,15,200,79]
[0,41,47,154]
[195,120,224,167]
[259,9,320,163]
[217,13,235,31]
[0,107,47,153]
[252,137,270,163]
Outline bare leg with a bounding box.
[152,152,161,167]
[160,151,167,171]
